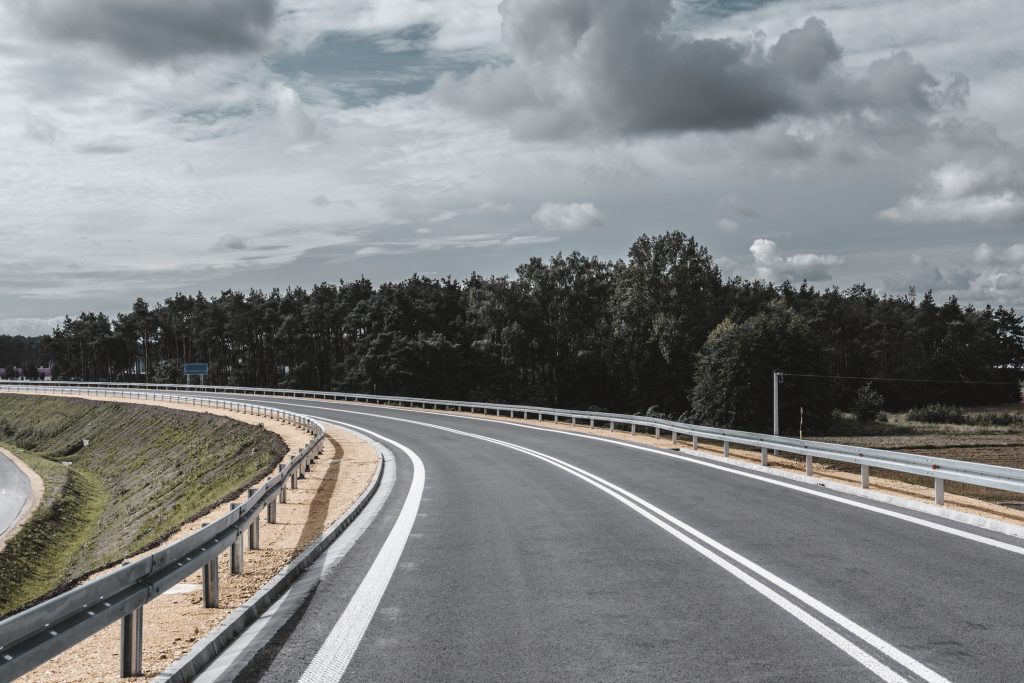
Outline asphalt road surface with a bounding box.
[0,448,31,544]
[189,395,1024,682]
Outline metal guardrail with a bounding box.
[6,380,1024,506]
[0,385,326,680]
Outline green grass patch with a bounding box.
[0,395,286,616]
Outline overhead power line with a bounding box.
[780,373,1019,386]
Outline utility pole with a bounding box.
[773,370,783,440]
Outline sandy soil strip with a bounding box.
[12,394,378,682]
[0,446,45,552]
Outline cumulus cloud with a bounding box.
[10,0,278,62]
[968,242,1024,304]
[434,1,958,140]
[975,243,1024,267]
[750,238,843,282]
[532,202,603,230]
[881,159,1024,224]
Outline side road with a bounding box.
[0,447,43,552]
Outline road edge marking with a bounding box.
[296,422,425,683]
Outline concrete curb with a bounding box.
[154,436,387,683]
[679,447,1024,542]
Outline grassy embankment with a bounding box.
[0,395,286,616]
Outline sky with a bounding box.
[1,0,1023,335]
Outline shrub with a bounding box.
[968,412,1024,427]
[645,405,667,419]
[852,383,884,422]
[906,403,968,424]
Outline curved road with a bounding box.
[188,395,1024,682]
[0,448,31,544]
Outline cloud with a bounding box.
[532,202,603,230]
[434,2,957,140]
[23,110,59,143]
[0,316,65,336]
[883,254,975,294]
[214,234,252,251]
[274,85,318,141]
[968,242,1024,304]
[717,218,739,233]
[10,0,278,63]
[880,158,1024,224]
[426,201,514,224]
[750,238,843,282]
[975,242,1024,267]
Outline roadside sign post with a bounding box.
[183,363,209,385]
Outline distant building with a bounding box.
[0,367,53,380]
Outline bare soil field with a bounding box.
[813,410,1024,504]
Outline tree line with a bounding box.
[2,232,1022,434]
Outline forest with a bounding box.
[1,232,1022,435]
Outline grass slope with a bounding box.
[0,395,286,616]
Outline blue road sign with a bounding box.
[183,363,209,376]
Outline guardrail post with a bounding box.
[279,464,288,503]
[805,454,813,477]
[692,435,698,451]
[120,606,143,677]
[248,488,260,549]
[571,416,577,426]
[655,427,660,439]
[268,497,277,524]
[589,418,594,428]
[609,420,615,432]
[860,464,870,489]
[722,441,730,458]
[202,525,219,608]
[935,478,945,505]
[290,469,298,489]
[760,447,768,466]
[631,423,636,435]
[230,504,244,575]
[671,431,677,445]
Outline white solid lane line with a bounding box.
[313,410,946,683]
[296,422,425,683]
